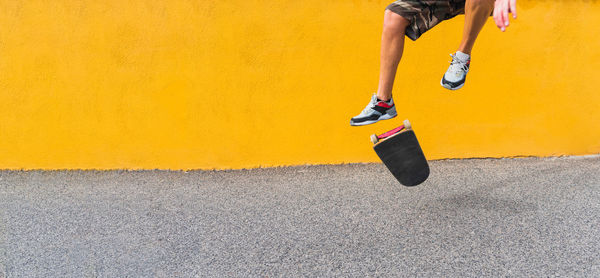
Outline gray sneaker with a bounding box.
[350,94,397,126]
[441,52,471,90]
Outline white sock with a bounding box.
[455,51,470,60]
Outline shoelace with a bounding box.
[361,100,376,114]
[361,96,380,115]
[449,54,469,73]
[360,94,393,115]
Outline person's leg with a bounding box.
[458,0,495,54]
[441,0,494,90]
[350,10,410,126]
[376,10,411,101]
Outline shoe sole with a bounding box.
[440,78,464,90]
[350,113,397,126]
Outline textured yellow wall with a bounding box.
[0,1,599,170]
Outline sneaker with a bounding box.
[350,94,397,126]
[441,51,470,90]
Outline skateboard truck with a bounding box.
[370,119,412,144]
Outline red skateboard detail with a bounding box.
[377,125,405,140]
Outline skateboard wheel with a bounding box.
[370,134,378,144]
[403,119,411,130]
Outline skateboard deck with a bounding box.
[371,120,429,186]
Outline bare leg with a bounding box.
[458,0,495,54]
[376,10,411,101]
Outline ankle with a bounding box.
[376,94,392,102]
[455,50,471,59]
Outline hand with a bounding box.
[493,0,517,32]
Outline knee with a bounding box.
[383,10,410,34]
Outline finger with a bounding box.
[502,1,510,27]
[510,0,517,19]
[498,2,508,31]
[493,3,504,30]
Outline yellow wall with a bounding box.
[0,0,599,170]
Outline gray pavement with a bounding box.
[0,156,599,277]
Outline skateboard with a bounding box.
[371,120,429,186]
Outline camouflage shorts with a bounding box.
[386,0,466,41]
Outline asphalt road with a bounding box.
[0,156,599,277]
